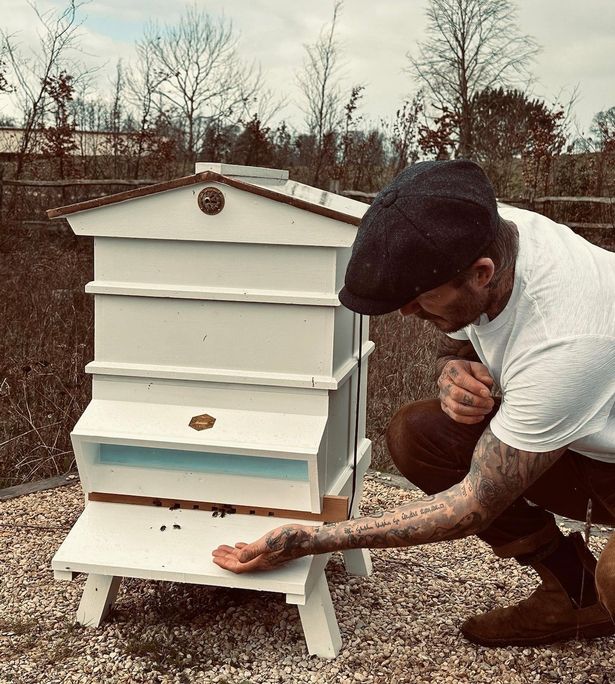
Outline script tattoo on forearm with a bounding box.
[267,427,565,558]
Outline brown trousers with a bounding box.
[386,399,615,554]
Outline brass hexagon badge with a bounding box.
[189,413,216,431]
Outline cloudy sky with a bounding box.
[2,0,614,135]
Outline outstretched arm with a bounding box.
[212,427,566,573]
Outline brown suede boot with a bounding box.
[462,533,615,647]
[596,531,615,618]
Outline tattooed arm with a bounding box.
[212,427,566,573]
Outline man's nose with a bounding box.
[399,300,420,316]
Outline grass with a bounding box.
[0,617,38,635]
[0,225,93,488]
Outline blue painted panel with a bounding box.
[99,444,309,481]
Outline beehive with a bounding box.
[48,163,374,657]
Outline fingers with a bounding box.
[468,361,495,389]
[447,368,492,398]
[438,377,494,413]
[440,383,494,411]
[438,361,495,405]
[213,524,313,574]
[440,401,488,425]
[440,397,492,419]
[212,544,265,574]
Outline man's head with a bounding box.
[339,160,502,321]
[397,217,519,332]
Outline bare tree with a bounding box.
[140,5,260,171]
[0,53,12,96]
[386,92,424,175]
[297,0,345,185]
[125,38,168,177]
[106,60,126,178]
[41,70,77,180]
[583,106,615,195]
[1,0,87,178]
[407,0,539,158]
[590,107,615,153]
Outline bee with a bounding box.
[160,525,167,531]
[173,524,181,530]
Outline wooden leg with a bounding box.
[342,548,373,577]
[76,574,122,627]
[294,573,341,658]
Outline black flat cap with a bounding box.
[339,160,499,315]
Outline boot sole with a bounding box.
[461,619,615,648]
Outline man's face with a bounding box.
[399,279,488,333]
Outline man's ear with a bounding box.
[469,258,495,288]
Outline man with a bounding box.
[213,160,615,646]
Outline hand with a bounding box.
[212,523,315,573]
[437,359,495,424]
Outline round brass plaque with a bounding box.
[198,187,225,215]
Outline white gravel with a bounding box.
[1,475,614,684]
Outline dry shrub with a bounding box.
[366,313,441,473]
[0,227,93,488]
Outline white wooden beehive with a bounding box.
[47,163,375,657]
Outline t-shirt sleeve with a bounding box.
[490,336,615,452]
[446,329,469,341]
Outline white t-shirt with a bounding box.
[448,206,615,462]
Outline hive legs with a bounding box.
[289,572,341,658]
[76,574,122,627]
[341,548,373,577]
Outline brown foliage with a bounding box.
[367,314,441,473]
[0,229,93,487]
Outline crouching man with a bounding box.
[213,160,615,647]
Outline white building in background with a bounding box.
[0,127,140,158]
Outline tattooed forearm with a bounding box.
[466,426,564,516]
[213,426,561,573]
[261,428,566,560]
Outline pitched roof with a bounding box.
[47,171,367,226]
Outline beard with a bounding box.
[414,284,488,334]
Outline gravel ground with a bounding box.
[1,475,614,684]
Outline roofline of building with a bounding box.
[46,171,362,226]
[0,126,138,136]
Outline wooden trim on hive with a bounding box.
[84,281,342,306]
[88,492,349,523]
[47,171,361,226]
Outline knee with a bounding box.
[386,401,436,479]
[596,533,615,617]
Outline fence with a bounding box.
[0,177,159,229]
[1,177,614,243]
[342,190,615,250]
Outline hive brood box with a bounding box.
[47,163,374,658]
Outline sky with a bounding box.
[1,0,614,136]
